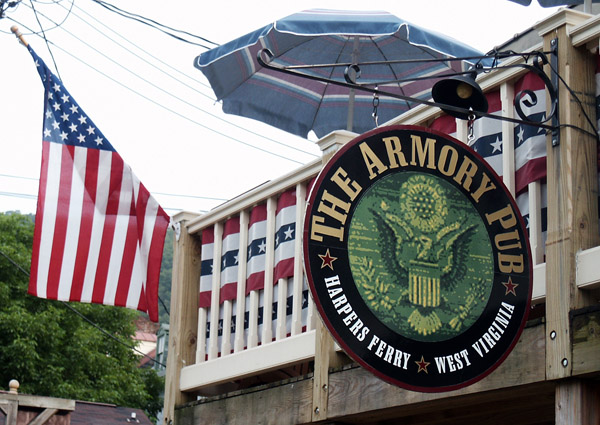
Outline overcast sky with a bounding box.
[0,0,561,215]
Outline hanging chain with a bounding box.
[467,108,476,145]
[372,86,380,127]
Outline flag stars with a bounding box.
[77,134,86,143]
[69,123,78,133]
[69,104,79,114]
[47,92,53,100]
[45,110,52,119]
[60,131,68,141]
[61,94,70,103]
[517,126,525,144]
[53,82,61,92]
[283,226,294,240]
[490,137,502,154]
[94,136,103,146]
[78,115,87,125]
[52,120,60,130]
[44,128,51,138]
[61,112,70,122]
[86,125,96,135]
[258,240,266,253]
[52,102,61,111]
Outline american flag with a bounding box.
[27,46,170,322]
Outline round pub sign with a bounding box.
[303,125,532,392]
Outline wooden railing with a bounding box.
[173,34,600,394]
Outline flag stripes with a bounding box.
[28,46,168,321]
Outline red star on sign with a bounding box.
[502,277,519,296]
[318,249,337,270]
[415,356,430,374]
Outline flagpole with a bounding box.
[10,26,29,47]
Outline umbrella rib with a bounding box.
[306,35,352,136]
[370,34,412,113]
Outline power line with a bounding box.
[12,11,313,164]
[0,172,230,202]
[52,2,317,158]
[90,0,218,48]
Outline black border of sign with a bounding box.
[303,125,533,393]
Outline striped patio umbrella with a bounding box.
[194,9,488,139]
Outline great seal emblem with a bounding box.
[303,125,532,392]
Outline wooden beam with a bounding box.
[555,379,600,425]
[164,212,202,424]
[28,408,58,425]
[538,10,600,381]
[0,400,17,425]
[176,310,600,424]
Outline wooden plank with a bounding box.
[29,408,59,425]
[175,319,589,425]
[555,380,600,425]
[571,309,600,376]
[176,376,314,425]
[0,394,75,411]
[163,213,202,423]
[539,11,600,380]
[179,330,316,391]
[0,400,17,425]
[326,320,545,420]
[576,245,600,289]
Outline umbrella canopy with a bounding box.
[508,0,597,6]
[195,9,488,139]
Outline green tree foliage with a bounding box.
[0,212,163,420]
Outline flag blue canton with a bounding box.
[30,47,114,152]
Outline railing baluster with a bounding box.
[292,182,307,336]
[248,289,259,348]
[501,81,516,196]
[235,210,249,353]
[528,181,544,265]
[262,196,276,344]
[196,307,208,363]
[208,222,223,360]
[275,277,287,340]
[221,300,232,356]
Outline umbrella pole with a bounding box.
[346,36,360,132]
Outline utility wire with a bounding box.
[90,0,218,48]
[52,1,317,158]
[13,9,313,163]
[1,172,230,202]
[28,0,62,79]
[0,247,167,368]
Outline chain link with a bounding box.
[372,87,380,127]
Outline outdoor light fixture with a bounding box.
[256,44,576,142]
[431,71,488,120]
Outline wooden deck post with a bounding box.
[311,131,356,422]
[537,9,600,425]
[163,211,202,425]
